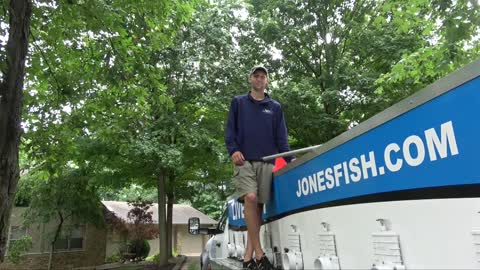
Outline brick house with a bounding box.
[0,207,106,270]
[0,202,216,269]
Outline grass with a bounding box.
[145,251,178,262]
[116,266,144,270]
[187,262,200,270]
[115,263,168,270]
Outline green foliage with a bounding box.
[22,168,104,240]
[145,249,178,262]
[250,0,480,148]
[22,0,200,180]
[21,1,197,265]
[251,0,423,145]
[126,240,150,260]
[105,252,123,263]
[368,0,480,110]
[99,184,158,203]
[187,262,201,270]
[7,236,33,264]
[179,181,231,221]
[69,1,249,222]
[145,253,159,262]
[15,173,36,207]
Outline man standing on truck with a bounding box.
[225,65,293,270]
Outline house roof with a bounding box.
[102,201,217,225]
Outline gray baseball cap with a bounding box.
[250,65,269,77]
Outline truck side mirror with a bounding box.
[188,217,200,235]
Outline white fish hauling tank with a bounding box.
[188,58,480,270]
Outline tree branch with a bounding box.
[29,31,63,105]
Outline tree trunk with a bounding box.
[0,0,32,262]
[157,173,168,267]
[48,212,64,270]
[167,191,173,258]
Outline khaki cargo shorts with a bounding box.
[232,161,274,204]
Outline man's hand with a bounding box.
[231,151,245,166]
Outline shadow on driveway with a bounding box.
[180,256,200,270]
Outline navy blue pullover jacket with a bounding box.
[225,92,292,163]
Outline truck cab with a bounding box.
[189,209,243,270]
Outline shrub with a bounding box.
[127,239,150,260]
[145,250,178,262]
[105,252,123,263]
[7,236,32,264]
[145,253,159,262]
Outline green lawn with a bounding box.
[187,262,200,270]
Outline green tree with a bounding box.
[373,0,480,110]
[250,0,431,147]
[249,0,480,149]
[77,0,263,260]
[21,0,196,267]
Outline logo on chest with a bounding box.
[262,108,273,115]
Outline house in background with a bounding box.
[0,202,217,270]
[0,207,106,270]
[103,201,217,257]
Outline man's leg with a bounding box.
[254,204,264,259]
[243,192,263,262]
[255,162,274,270]
[245,232,253,260]
[245,204,265,259]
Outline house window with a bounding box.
[54,238,68,250]
[69,226,84,249]
[9,226,28,245]
[54,226,85,251]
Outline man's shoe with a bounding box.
[256,254,274,270]
[243,259,258,270]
